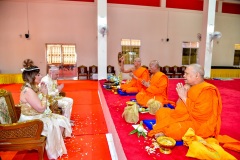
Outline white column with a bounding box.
[217,1,222,13]
[198,0,216,78]
[97,0,107,80]
[161,0,166,8]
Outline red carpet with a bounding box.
[1,79,240,160]
[99,79,240,160]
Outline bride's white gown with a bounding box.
[18,88,72,159]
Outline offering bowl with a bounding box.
[156,136,176,154]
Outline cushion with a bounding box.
[117,89,137,96]
[0,97,12,124]
[142,119,156,130]
[164,103,175,109]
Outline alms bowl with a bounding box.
[156,136,176,154]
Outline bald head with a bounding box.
[133,57,142,68]
[149,60,160,74]
[184,63,205,86]
[134,57,141,63]
[188,64,205,78]
[149,60,160,69]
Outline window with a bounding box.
[182,42,199,65]
[46,44,77,65]
[233,44,240,66]
[46,44,77,79]
[121,39,141,64]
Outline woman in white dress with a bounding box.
[18,59,72,159]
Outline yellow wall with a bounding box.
[211,69,240,78]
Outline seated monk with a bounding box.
[148,64,222,141]
[120,56,150,93]
[136,60,171,107]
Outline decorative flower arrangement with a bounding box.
[107,74,119,85]
[129,121,147,137]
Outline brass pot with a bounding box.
[156,136,176,154]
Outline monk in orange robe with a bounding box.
[136,60,170,107]
[120,57,150,93]
[148,64,222,141]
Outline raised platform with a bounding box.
[0,74,23,84]
[98,79,240,160]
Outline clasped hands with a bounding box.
[176,83,190,103]
[58,83,64,92]
[39,82,48,96]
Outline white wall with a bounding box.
[0,1,97,74]
[213,13,240,66]
[0,1,239,76]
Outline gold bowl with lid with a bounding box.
[156,136,176,154]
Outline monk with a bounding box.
[120,56,150,93]
[136,60,170,107]
[148,64,222,141]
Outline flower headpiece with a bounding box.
[21,59,39,72]
[21,67,40,72]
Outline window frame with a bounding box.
[121,39,141,64]
[181,41,199,65]
[233,44,240,66]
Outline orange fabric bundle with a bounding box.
[217,135,240,152]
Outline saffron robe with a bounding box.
[217,135,240,153]
[121,66,150,93]
[148,81,222,141]
[136,72,169,107]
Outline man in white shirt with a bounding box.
[41,65,73,124]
